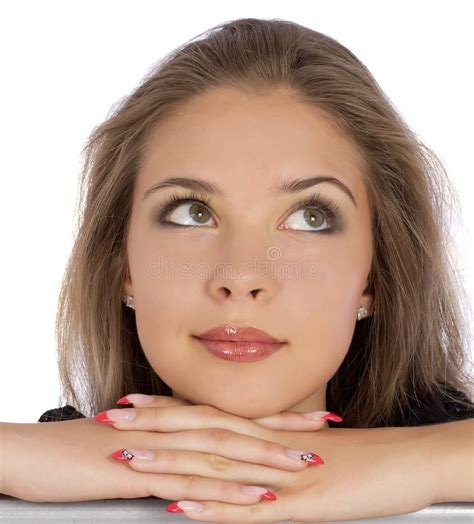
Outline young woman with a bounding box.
[2,17,473,522]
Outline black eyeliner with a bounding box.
[291,192,343,234]
[155,190,343,233]
[156,190,212,226]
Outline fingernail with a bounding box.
[301,410,343,422]
[166,500,204,513]
[285,448,324,465]
[95,408,137,424]
[110,448,155,461]
[117,394,154,405]
[241,485,277,500]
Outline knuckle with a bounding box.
[222,480,241,499]
[249,500,266,517]
[207,453,234,472]
[153,448,173,468]
[151,407,164,423]
[207,428,233,445]
[260,437,279,458]
[181,474,201,497]
[196,404,218,417]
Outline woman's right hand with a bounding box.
[0,414,321,504]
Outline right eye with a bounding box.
[156,191,216,228]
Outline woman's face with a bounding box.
[124,86,374,419]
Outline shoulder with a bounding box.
[401,386,474,426]
[326,385,473,429]
[38,405,86,422]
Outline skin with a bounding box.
[123,85,374,422]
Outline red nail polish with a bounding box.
[166,502,184,513]
[111,448,133,461]
[261,490,277,501]
[321,412,343,422]
[304,452,325,465]
[116,396,131,405]
[95,411,115,424]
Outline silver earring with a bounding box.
[357,305,369,321]
[123,295,135,310]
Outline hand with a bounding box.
[0,407,320,505]
[116,393,341,433]
[101,396,437,523]
[176,425,437,523]
[93,394,332,510]
[184,425,437,523]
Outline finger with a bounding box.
[116,393,192,408]
[97,404,261,437]
[96,405,323,471]
[165,494,297,522]
[252,410,340,431]
[139,469,279,507]
[112,445,289,490]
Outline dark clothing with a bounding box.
[384,386,474,428]
[38,404,86,422]
[38,386,474,427]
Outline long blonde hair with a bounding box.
[55,17,473,427]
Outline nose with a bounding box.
[211,282,265,301]
[206,256,280,304]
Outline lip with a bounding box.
[193,324,286,362]
[195,324,284,343]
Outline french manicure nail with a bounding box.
[241,485,277,500]
[166,500,204,513]
[284,447,324,465]
[117,393,155,405]
[111,448,155,461]
[95,408,137,424]
[301,410,343,422]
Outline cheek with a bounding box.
[128,249,192,359]
[134,277,188,351]
[285,254,366,358]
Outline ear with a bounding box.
[122,266,133,297]
[361,278,375,316]
[362,292,375,316]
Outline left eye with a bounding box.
[281,207,331,233]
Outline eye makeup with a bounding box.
[286,192,343,234]
[154,190,212,226]
[153,189,344,234]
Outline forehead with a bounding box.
[136,86,368,201]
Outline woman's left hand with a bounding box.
[116,392,338,433]
[103,394,437,522]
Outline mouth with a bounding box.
[195,323,285,343]
[193,324,286,362]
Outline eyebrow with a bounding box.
[143,175,357,208]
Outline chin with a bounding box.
[208,401,278,419]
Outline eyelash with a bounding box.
[291,192,342,234]
[157,190,212,223]
[155,190,342,234]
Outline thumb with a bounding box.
[252,410,342,431]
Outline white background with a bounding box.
[1,0,472,422]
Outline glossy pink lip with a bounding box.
[193,324,286,362]
[195,324,285,343]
